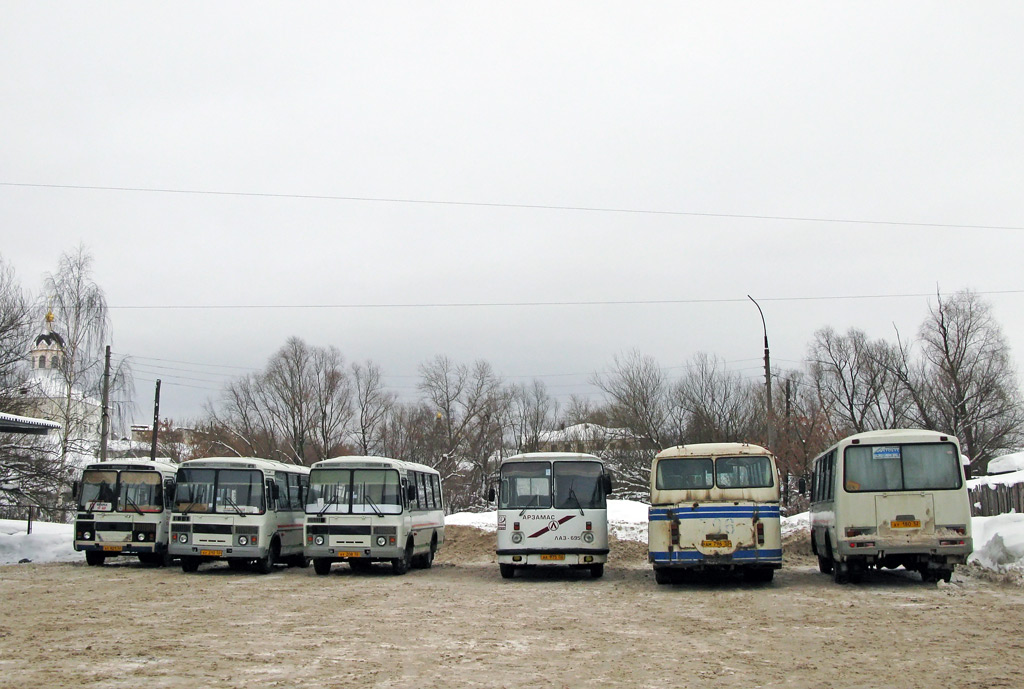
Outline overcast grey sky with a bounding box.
[3,2,1023,424]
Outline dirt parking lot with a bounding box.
[1,526,1022,689]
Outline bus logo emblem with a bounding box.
[548,520,560,532]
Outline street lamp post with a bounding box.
[748,295,774,450]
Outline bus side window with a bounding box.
[432,474,443,510]
[298,473,309,507]
[424,473,435,509]
[827,451,836,500]
[288,473,302,510]
[810,460,818,503]
[275,475,289,511]
[417,473,428,511]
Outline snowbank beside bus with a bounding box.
[0,519,77,565]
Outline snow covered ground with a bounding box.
[6,499,1024,576]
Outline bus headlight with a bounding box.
[178,534,188,544]
[315,536,325,546]
[376,536,387,547]
[511,532,524,544]
[238,535,249,546]
[83,531,92,540]
[136,533,146,541]
[582,531,595,544]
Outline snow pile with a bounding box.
[781,511,809,538]
[969,513,1024,573]
[969,469,1024,490]
[0,519,77,565]
[986,451,1024,475]
[448,499,651,542]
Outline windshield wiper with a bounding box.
[318,493,339,516]
[566,483,585,516]
[179,488,199,515]
[222,494,247,518]
[519,493,540,517]
[124,494,145,517]
[362,483,384,518]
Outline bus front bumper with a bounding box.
[74,541,162,554]
[305,544,406,561]
[496,548,609,566]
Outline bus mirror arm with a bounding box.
[798,477,807,495]
[487,487,496,503]
[70,480,79,500]
[603,474,614,496]
[268,480,280,501]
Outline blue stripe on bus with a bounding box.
[649,549,782,563]
[649,511,781,521]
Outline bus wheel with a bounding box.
[832,560,850,584]
[590,563,605,579]
[391,541,413,575]
[254,542,279,575]
[313,558,332,575]
[85,551,105,567]
[499,563,516,579]
[819,537,835,574]
[181,557,200,573]
[654,567,673,585]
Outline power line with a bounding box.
[3,181,1022,231]
[101,289,1024,311]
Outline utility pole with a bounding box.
[748,296,773,451]
[150,379,161,461]
[99,345,111,462]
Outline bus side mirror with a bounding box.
[407,485,417,501]
[164,479,175,508]
[71,480,79,500]
[603,474,613,495]
[268,481,280,501]
[798,477,807,495]
[487,487,496,502]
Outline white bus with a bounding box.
[169,457,310,574]
[649,443,781,584]
[492,452,613,579]
[304,456,445,575]
[73,458,179,566]
[809,429,972,583]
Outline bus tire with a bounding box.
[85,551,105,567]
[391,541,413,575]
[590,563,605,579]
[654,567,673,585]
[499,563,516,579]
[181,557,200,573]
[832,560,850,584]
[413,537,437,569]
[819,537,835,574]
[313,558,332,575]
[254,541,279,575]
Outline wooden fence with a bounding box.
[969,482,1024,517]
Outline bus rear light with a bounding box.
[942,526,967,535]
[586,522,592,531]
[756,522,765,545]
[849,541,875,549]
[940,540,965,546]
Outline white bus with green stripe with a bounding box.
[809,429,972,584]
[73,458,179,566]
[304,456,445,575]
[492,452,614,579]
[649,443,781,584]
[169,457,310,574]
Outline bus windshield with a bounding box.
[499,462,552,510]
[656,456,774,490]
[716,456,774,488]
[553,462,606,509]
[79,470,118,511]
[305,468,402,515]
[174,468,265,514]
[656,458,714,490]
[119,471,164,512]
[844,443,962,492]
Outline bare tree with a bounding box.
[308,345,354,460]
[505,379,558,453]
[0,257,32,412]
[592,350,668,449]
[351,360,395,456]
[914,290,1024,471]
[673,352,761,444]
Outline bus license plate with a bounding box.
[701,540,732,548]
[891,520,921,529]
[102,545,123,552]
[338,552,361,558]
[540,554,565,561]
[199,549,222,557]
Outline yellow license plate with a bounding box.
[539,554,565,561]
[337,551,362,558]
[701,540,732,548]
[891,520,921,529]
[102,545,123,552]
[199,549,222,557]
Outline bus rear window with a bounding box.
[656,458,714,490]
[844,443,962,492]
[716,456,774,488]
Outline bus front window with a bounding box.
[499,463,551,510]
[352,470,402,515]
[119,471,163,512]
[80,470,118,511]
[306,469,351,514]
[553,462,606,509]
[175,468,215,513]
[215,470,265,514]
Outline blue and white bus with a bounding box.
[649,442,781,583]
